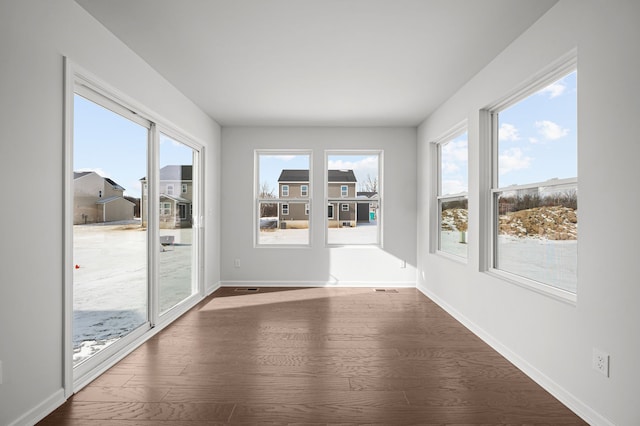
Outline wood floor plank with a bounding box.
[40,287,587,425]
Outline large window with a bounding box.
[490,65,577,298]
[326,151,382,245]
[435,127,468,259]
[256,151,311,246]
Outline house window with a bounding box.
[166,184,174,195]
[182,183,187,193]
[434,126,468,259]
[160,202,171,216]
[489,64,577,299]
[326,151,382,245]
[178,204,187,220]
[256,151,311,246]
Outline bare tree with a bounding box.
[359,174,378,193]
[259,181,277,217]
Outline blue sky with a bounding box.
[498,71,577,187]
[440,131,468,196]
[440,71,577,194]
[258,154,379,197]
[74,94,193,198]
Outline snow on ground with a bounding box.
[73,222,193,365]
[258,221,379,245]
[440,231,577,293]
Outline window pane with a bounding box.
[498,71,577,187]
[158,133,197,314]
[495,183,578,292]
[440,131,468,196]
[327,154,380,245]
[439,197,468,258]
[257,154,310,245]
[73,94,148,366]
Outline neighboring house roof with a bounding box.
[357,191,378,198]
[74,171,92,179]
[74,171,126,191]
[160,194,191,203]
[105,177,125,191]
[96,195,134,205]
[278,169,357,183]
[141,165,193,181]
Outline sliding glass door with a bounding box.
[73,92,150,368]
[158,133,199,314]
[69,76,203,388]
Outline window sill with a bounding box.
[486,268,577,305]
[435,250,468,265]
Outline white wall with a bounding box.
[0,1,221,425]
[221,127,417,286]
[416,1,640,425]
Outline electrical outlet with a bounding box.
[593,348,610,377]
[234,259,241,268]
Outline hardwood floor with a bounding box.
[40,287,587,425]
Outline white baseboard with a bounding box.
[220,280,416,288]
[206,280,221,295]
[8,388,65,426]
[416,283,613,426]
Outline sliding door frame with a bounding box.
[63,58,205,396]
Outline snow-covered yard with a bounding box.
[440,231,577,293]
[73,222,194,364]
[258,221,379,245]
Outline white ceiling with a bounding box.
[76,0,558,127]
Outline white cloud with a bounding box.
[441,140,468,163]
[328,156,378,182]
[442,162,460,174]
[499,148,532,175]
[539,81,566,99]
[499,123,520,141]
[441,179,467,196]
[535,120,569,140]
[529,137,539,144]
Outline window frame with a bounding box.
[282,203,289,215]
[484,54,577,303]
[281,185,289,197]
[341,203,349,212]
[325,150,383,247]
[340,185,348,197]
[166,184,174,195]
[432,122,469,262]
[182,183,187,194]
[254,149,312,248]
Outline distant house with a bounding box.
[357,191,379,223]
[278,169,358,227]
[140,165,193,228]
[74,171,135,224]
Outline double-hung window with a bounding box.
[434,126,468,259]
[489,62,577,299]
[256,151,311,246]
[326,151,382,245]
